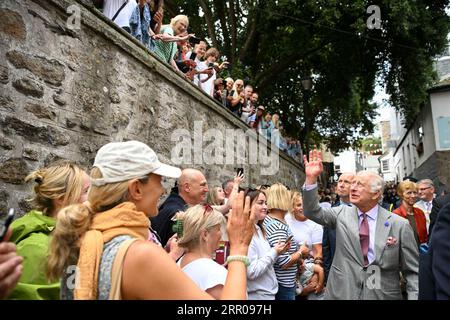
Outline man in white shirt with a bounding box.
[415,179,435,232]
[103,0,137,33]
[246,92,259,124]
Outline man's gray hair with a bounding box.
[418,179,434,188]
[357,171,385,196]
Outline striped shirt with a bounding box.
[263,215,298,287]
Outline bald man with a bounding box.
[151,169,209,246]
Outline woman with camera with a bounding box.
[153,15,195,72]
[228,79,245,116]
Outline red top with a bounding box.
[393,204,428,244]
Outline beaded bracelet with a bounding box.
[226,255,250,267]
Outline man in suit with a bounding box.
[428,192,450,239]
[415,179,436,232]
[419,202,450,299]
[302,150,419,300]
[323,172,355,282]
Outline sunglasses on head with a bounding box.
[203,203,213,216]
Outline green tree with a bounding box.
[165,0,450,152]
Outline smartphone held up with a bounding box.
[0,208,15,242]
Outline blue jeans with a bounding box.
[275,284,296,300]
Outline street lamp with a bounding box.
[301,77,313,91]
[301,76,312,159]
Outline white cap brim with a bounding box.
[153,163,182,179]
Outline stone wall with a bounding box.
[436,151,450,193]
[413,151,450,194]
[0,0,304,215]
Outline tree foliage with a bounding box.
[164,0,450,152]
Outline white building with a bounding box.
[334,149,358,174]
[392,56,450,191]
[378,119,397,182]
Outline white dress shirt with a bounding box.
[414,199,433,232]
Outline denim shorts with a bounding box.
[275,284,296,301]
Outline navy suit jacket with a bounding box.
[419,202,450,299]
[322,201,351,281]
[150,187,187,246]
[428,193,450,239]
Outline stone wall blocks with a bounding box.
[18,197,33,215]
[6,50,66,86]
[0,158,29,185]
[0,64,9,84]
[0,134,14,150]
[0,189,9,214]
[25,103,57,120]
[22,146,41,161]
[0,94,14,112]
[1,116,69,147]
[43,152,65,167]
[65,118,78,129]
[109,90,121,103]
[27,8,80,39]
[12,76,44,98]
[0,9,26,42]
[0,0,305,211]
[53,93,67,106]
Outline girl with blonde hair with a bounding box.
[207,186,226,206]
[8,161,90,300]
[46,140,255,300]
[174,204,227,299]
[263,183,304,300]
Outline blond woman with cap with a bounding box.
[47,140,255,300]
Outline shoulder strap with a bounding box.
[112,0,129,22]
[109,237,139,300]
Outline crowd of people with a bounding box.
[92,0,302,161]
[1,0,450,302]
[1,143,449,300]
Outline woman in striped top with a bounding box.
[263,183,304,300]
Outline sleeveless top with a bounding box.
[61,235,133,300]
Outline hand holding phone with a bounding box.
[285,235,294,243]
[0,209,15,242]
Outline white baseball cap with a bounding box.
[91,140,181,186]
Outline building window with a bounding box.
[382,160,389,172]
[407,144,412,171]
[418,125,424,141]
